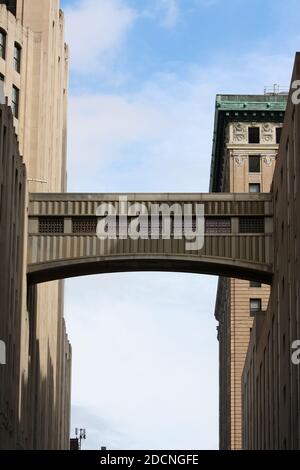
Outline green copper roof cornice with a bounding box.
[210,94,288,192]
[215,94,287,111]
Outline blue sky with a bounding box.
[61,0,299,449]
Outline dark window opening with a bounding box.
[248,127,260,144]
[250,281,262,288]
[249,155,261,173]
[0,28,6,59]
[276,127,282,144]
[239,217,264,233]
[12,85,19,118]
[0,1,17,16]
[14,42,21,73]
[250,298,262,316]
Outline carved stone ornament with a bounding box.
[263,156,274,166]
[261,123,274,143]
[234,156,245,166]
[232,123,247,143]
[262,123,272,132]
[262,134,274,142]
[233,123,246,132]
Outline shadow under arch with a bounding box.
[27,254,273,285]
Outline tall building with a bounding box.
[0,104,26,450]
[0,0,71,449]
[211,93,287,449]
[242,53,300,449]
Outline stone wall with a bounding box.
[242,53,300,449]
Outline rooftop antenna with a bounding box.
[264,84,288,95]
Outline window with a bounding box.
[13,42,21,73]
[250,281,262,288]
[249,155,261,173]
[248,126,260,144]
[39,217,64,233]
[0,1,17,16]
[250,298,262,316]
[0,72,4,95]
[205,217,231,234]
[12,85,19,118]
[249,183,261,193]
[0,28,6,59]
[276,127,282,144]
[239,217,264,233]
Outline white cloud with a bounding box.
[67,84,212,192]
[66,273,219,450]
[67,52,293,193]
[64,0,136,74]
[142,0,180,29]
[158,0,180,29]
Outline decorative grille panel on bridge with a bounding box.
[239,217,265,233]
[72,217,97,233]
[39,217,64,234]
[205,217,231,234]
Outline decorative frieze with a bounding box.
[261,123,275,143]
[229,122,281,145]
[232,123,247,143]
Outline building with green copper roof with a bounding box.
[211,91,288,450]
[210,94,288,192]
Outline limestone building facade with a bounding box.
[0,0,71,449]
[0,104,26,449]
[211,93,287,449]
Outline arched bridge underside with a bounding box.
[27,193,274,285]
